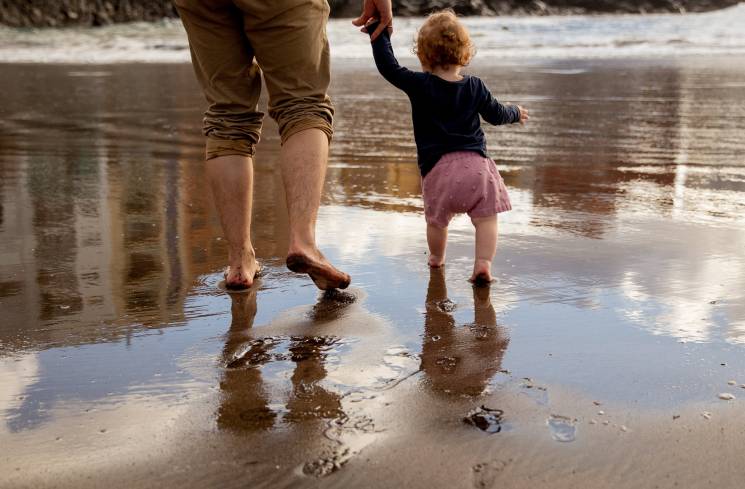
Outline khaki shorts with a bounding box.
[174,0,334,160]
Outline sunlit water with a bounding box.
[1,44,745,486]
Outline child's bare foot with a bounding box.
[428,254,446,268]
[469,259,493,286]
[286,250,351,290]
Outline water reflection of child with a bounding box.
[421,268,509,396]
[366,10,528,283]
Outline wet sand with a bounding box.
[1,57,745,488]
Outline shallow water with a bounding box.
[1,57,745,487]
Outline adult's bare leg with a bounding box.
[207,154,260,290]
[281,128,350,290]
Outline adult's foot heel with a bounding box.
[222,262,262,292]
[286,253,351,290]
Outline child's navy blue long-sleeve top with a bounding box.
[369,27,521,177]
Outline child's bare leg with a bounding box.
[427,223,448,267]
[470,215,498,283]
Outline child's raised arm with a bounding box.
[367,20,420,93]
[477,79,525,126]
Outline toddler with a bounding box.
[366,10,528,284]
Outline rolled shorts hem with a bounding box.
[280,119,333,145]
[205,138,257,161]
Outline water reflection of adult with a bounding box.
[217,287,276,431]
[420,269,509,396]
[218,290,347,432]
[284,336,344,423]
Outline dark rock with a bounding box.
[464,405,504,433]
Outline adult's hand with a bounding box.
[352,0,393,41]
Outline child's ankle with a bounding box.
[428,254,446,268]
[470,259,493,285]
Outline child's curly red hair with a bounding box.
[415,9,475,71]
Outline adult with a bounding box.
[174,0,393,290]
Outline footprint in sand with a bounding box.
[472,459,511,488]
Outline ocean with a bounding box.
[0,4,744,63]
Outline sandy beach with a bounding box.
[2,52,745,488]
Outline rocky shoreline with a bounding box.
[0,0,740,28]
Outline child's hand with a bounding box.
[516,105,529,125]
[363,19,381,38]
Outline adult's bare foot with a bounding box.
[286,249,350,290]
[469,259,493,286]
[428,254,446,268]
[224,251,261,290]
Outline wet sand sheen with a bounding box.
[1,57,745,488]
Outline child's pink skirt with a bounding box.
[422,151,512,228]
